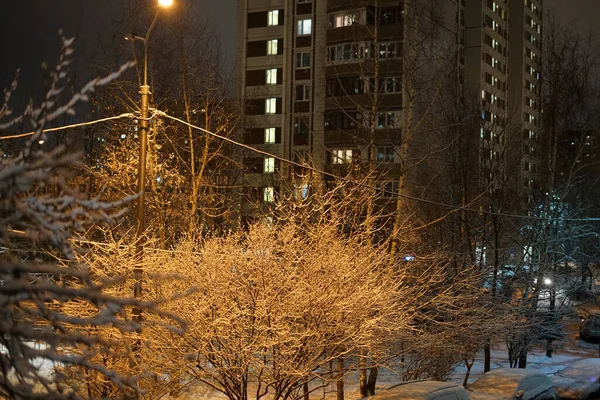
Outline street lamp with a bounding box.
[125,0,172,319]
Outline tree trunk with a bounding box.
[366,366,378,395]
[518,351,527,368]
[484,342,491,373]
[337,357,344,400]
[546,285,556,357]
[303,381,309,400]
[359,355,368,397]
[462,358,474,387]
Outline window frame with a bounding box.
[297,18,312,35]
[376,146,395,162]
[265,98,277,114]
[296,52,311,69]
[267,10,279,26]
[267,39,278,55]
[263,187,275,203]
[264,127,276,144]
[264,157,275,173]
[295,84,310,101]
[265,68,278,85]
[331,149,353,164]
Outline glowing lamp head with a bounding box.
[158,0,173,7]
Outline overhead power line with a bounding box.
[1,109,598,223]
[158,110,600,223]
[0,113,137,141]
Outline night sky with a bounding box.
[0,0,236,111]
[0,0,596,112]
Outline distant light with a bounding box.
[120,134,127,139]
[158,0,173,7]
[544,278,552,285]
[38,140,45,145]
[403,255,415,261]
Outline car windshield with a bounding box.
[471,373,519,397]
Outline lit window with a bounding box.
[265,98,277,114]
[264,128,276,144]
[264,157,275,173]
[263,187,275,203]
[331,149,353,164]
[295,183,309,200]
[296,52,311,68]
[266,68,278,84]
[329,10,362,28]
[297,19,312,35]
[267,39,278,55]
[267,10,279,26]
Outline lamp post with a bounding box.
[125,0,172,322]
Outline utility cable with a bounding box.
[0,113,138,141]
[158,110,600,223]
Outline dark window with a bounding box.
[367,6,402,25]
[247,11,267,28]
[296,52,311,68]
[243,187,260,202]
[246,99,265,115]
[295,84,310,101]
[243,157,263,173]
[244,128,264,144]
[295,117,309,135]
[278,9,285,25]
[246,69,266,86]
[376,146,394,162]
[327,76,365,96]
[325,112,361,130]
[247,40,266,57]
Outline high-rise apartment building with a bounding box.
[236,0,543,213]
[463,0,543,202]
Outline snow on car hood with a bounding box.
[467,390,507,400]
[553,376,595,398]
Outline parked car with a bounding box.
[468,368,556,400]
[553,358,600,399]
[367,380,470,400]
[580,313,600,342]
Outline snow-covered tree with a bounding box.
[0,35,183,399]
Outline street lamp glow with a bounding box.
[158,0,173,7]
[544,278,553,286]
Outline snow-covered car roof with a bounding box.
[469,368,553,399]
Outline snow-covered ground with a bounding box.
[175,316,600,399]
[18,316,600,399]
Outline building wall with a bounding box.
[236,0,543,212]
